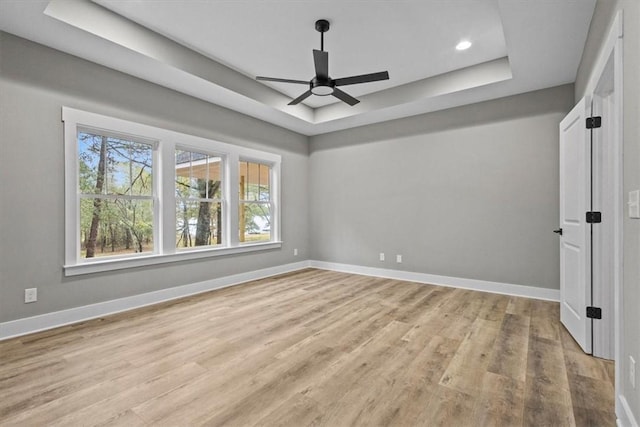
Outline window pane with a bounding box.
[176,150,222,200]
[175,150,197,199]
[239,202,271,243]
[78,132,153,197]
[176,200,222,248]
[79,198,153,258]
[239,161,270,202]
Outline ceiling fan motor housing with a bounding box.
[311,76,334,95]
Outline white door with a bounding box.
[559,96,592,354]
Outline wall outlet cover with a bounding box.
[629,190,640,219]
[25,288,37,303]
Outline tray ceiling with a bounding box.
[0,0,596,136]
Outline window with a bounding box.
[239,161,272,243]
[63,107,281,275]
[78,130,156,258]
[175,150,223,248]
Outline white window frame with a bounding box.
[238,158,278,245]
[174,147,226,250]
[73,126,160,260]
[63,107,282,276]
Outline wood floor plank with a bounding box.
[438,317,501,394]
[0,357,133,420]
[476,292,510,322]
[564,348,613,382]
[506,295,534,317]
[423,384,477,427]
[363,334,461,426]
[529,298,561,341]
[0,269,616,426]
[523,335,576,426]
[2,362,207,426]
[303,326,413,426]
[251,392,324,427]
[472,371,525,427]
[568,374,616,427]
[487,313,530,382]
[198,345,343,426]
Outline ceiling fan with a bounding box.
[256,19,390,106]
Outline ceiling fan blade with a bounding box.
[288,90,313,105]
[334,71,389,87]
[256,76,309,85]
[332,88,360,106]
[313,49,329,78]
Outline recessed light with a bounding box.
[456,40,472,51]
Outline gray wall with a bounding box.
[575,0,640,421]
[0,32,309,323]
[309,85,574,289]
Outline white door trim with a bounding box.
[584,10,624,97]
[583,8,624,422]
[590,93,612,359]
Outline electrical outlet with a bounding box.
[24,288,37,303]
[293,248,298,256]
[379,253,385,262]
[629,190,640,219]
[396,254,402,263]
[631,356,636,389]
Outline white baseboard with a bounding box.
[0,260,561,341]
[618,394,639,427]
[0,261,311,341]
[309,260,560,302]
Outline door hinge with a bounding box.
[586,116,602,129]
[586,211,602,223]
[586,306,602,319]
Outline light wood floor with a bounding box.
[0,269,615,426]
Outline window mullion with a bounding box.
[79,194,153,201]
[271,161,281,242]
[178,197,220,203]
[228,152,240,247]
[161,139,176,255]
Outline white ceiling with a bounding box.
[0,0,596,136]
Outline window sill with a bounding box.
[64,242,283,276]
